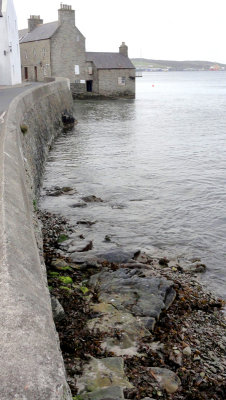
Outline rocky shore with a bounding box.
[38,208,226,400]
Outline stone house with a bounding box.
[19,4,86,83]
[0,0,21,85]
[85,43,135,98]
[19,4,135,98]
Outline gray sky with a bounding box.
[14,0,226,63]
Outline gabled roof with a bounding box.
[19,28,28,41]
[86,52,135,69]
[0,0,3,17]
[19,21,59,43]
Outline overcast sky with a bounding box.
[14,0,226,63]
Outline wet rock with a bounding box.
[77,220,96,226]
[82,195,104,203]
[89,268,176,324]
[180,261,207,274]
[76,357,132,397]
[97,249,140,264]
[150,367,181,394]
[159,257,169,266]
[46,186,76,196]
[111,203,126,209]
[70,201,87,208]
[51,296,65,322]
[69,251,99,264]
[67,240,93,253]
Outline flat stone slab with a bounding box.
[80,386,125,400]
[77,357,132,399]
[89,268,176,321]
[88,302,150,356]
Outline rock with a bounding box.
[70,202,87,208]
[89,268,176,322]
[111,204,126,209]
[81,386,125,400]
[76,357,132,398]
[50,296,65,322]
[67,240,93,253]
[88,302,150,356]
[77,220,96,226]
[46,186,76,196]
[97,249,140,264]
[159,257,169,266]
[183,346,192,356]
[50,258,69,268]
[82,195,104,203]
[140,317,156,331]
[180,261,207,274]
[141,398,155,400]
[150,367,181,394]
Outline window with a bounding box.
[118,77,126,86]
[77,35,80,42]
[42,48,46,58]
[88,67,93,75]
[74,65,80,75]
[25,50,28,59]
[33,49,36,57]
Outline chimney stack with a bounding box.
[58,4,75,26]
[119,42,128,57]
[28,15,43,33]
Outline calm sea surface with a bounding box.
[40,72,226,298]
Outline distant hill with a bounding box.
[131,58,226,71]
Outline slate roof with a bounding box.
[0,0,3,17]
[19,21,58,43]
[19,28,28,41]
[86,52,135,69]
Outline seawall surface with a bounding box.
[0,78,73,399]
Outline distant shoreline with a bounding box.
[132,58,226,72]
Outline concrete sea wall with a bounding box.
[0,79,73,399]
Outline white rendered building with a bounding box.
[0,0,21,85]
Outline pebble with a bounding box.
[183,346,192,356]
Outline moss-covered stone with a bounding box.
[58,276,73,285]
[48,271,60,277]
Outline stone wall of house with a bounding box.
[71,61,99,98]
[51,9,87,83]
[0,78,73,400]
[98,69,135,98]
[20,39,51,81]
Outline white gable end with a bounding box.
[0,0,21,85]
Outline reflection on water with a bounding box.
[40,72,226,298]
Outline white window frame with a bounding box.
[118,76,126,86]
[74,65,80,75]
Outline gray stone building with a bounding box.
[19,4,135,98]
[19,4,86,83]
[85,43,135,98]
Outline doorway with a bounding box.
[34,66,38,81]
[24,67,28,80]
[86,80,93,92]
